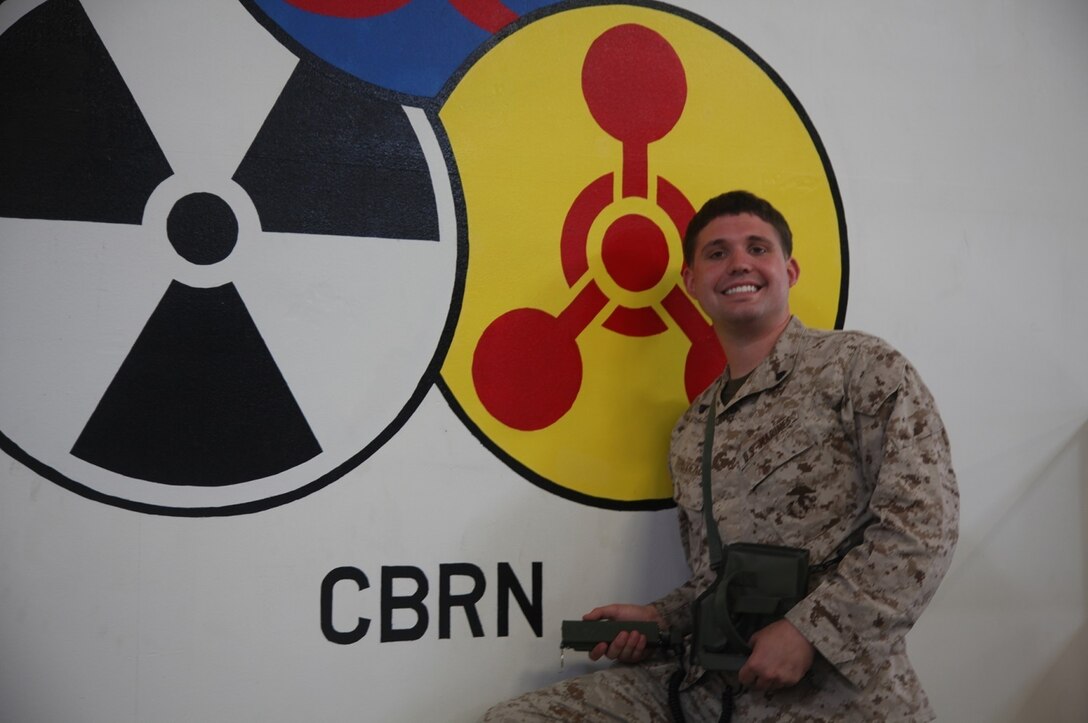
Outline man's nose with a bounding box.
[727,254,751,274]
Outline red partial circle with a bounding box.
[581,24,687,145]
[285,0,412,18]
[684,332,727,401]
[600,214,669,292]
[448,0,518,33]
[472,308,582,431]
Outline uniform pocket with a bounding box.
[741,421,845,548]
[674,465,704,513]
[740,416,815,492]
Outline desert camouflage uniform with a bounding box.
[484,318,958,721]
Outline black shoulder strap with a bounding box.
[702,381,725,570]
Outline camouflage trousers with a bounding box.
[481,659,732,723]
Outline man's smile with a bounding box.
[722,283,760,296]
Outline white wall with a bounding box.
[1,1,1086,721]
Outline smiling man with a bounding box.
[680,202,799,374]
[483,191,959,722]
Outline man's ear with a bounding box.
[681,263,695,295]
[787,257,800,288]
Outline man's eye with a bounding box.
[750,246,767,255]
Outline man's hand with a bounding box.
[582,604,666,664]
[737,619,815,691]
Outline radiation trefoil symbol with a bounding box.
[439,3,847,508]
[0,0,461,515]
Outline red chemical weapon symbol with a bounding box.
[472,24,725,431]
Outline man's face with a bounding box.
[682,213,799,334]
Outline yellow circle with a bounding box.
[440,5,845,505]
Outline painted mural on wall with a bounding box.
[0,0,845,515]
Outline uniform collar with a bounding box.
[723,316,807,409]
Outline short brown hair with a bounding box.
[683,191,793,265]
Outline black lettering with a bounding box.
[381,565,429,642]
[439,563,486,639]
[497,561,542,637]
[320,566,370,645]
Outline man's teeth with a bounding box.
[724,284,758,295]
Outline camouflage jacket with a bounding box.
[652,317,958,721]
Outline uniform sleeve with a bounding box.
[650,505,698,635]
[785,348,959,689]
[649,409,714,637]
